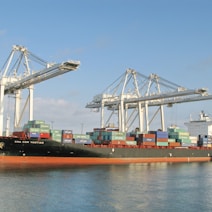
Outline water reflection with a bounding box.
[0,162,212,212]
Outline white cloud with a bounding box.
[33,97,100,133]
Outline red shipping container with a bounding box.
[40,133,50,139]
[13,131,26,139]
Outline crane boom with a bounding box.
[4,61,80,94]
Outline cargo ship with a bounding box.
[0,119,212,166]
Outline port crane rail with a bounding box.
[86,69,212,132]
[0,45,80,136]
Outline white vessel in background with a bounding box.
[185,111,212,138]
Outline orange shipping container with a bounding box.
[111,140,127,145]
[143,141,156,146]
[139,133,156,139]
[168,142,181,147]
[157,138,168,142]
[62,134,73,139]
[126,136,135,141]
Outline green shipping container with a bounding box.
[167,127,186,133]
[109,135,126,140]
[51,129,62,134]
[169,132,190,139]
[27,128,40,133]
[51,134,62,142]
[28,120,45,125]
[156,141,168,146]
[35,124,50,129]
[168,138,176,142]
[40,128,50,133]
[73,134,90,139]
[177,138,191,143]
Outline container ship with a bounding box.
[0,118,212,166]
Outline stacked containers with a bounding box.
[106,131,126,145]
[23,120,51,139]
[149,131,169,146]
[90,130,101,144]
[167,127,182,147]
[73,134,92,144]
[126,133,137,145]
[137,133,156,146]
[157,131,169,146]
[35,123,50,139]
[90,128,127,145]
[198,135,212,147]
[51,130,62,142]
[62,130,73,143]
[168,127,193,147]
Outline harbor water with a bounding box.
[0,162,212,212]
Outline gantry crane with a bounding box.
[0,45,80,136]
[86,69,212,132]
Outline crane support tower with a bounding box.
[86,69,212,133]
[0,45,80,136]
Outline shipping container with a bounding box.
[28,132,40,138]
[74,138,92,145]
[156,141,169,146]
[168,138,176,142]
[40,133,50,139]
[141,137,156,142]
[169,131,190,139]
[51,134,62,142]
[157,138,168,142]
[126,136,135,141]
[142,141,156,146]
[110,140,127,145]
[25,128,40,133]
[73,134,90,139]
[40,129,50,133]
[51,129,62,134]
[126,141,137,145]
[35,124,50,129]
[149,131,168,138]
[28,120,45,125]
[13,131,27,139]
[168,142,181,147]
[139,133,156,139]
[62,130,73,134]
[62,139,73,144]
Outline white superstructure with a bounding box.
[185,111,212,137]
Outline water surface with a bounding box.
[0,162,211,212]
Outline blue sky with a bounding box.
[0,0,212,133]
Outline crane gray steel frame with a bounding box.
[0,45,80,136]
[86,69,212,132]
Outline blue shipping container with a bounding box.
[75,138,92,144]
[28,132,40,138]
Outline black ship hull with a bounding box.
[0,137,212,165]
